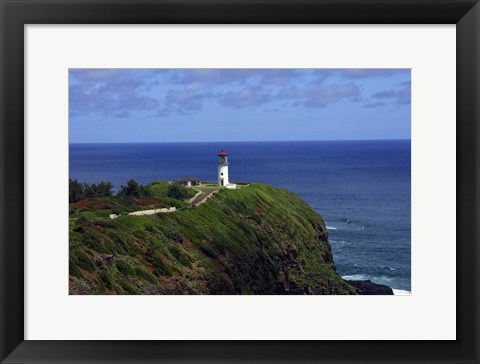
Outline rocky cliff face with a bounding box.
[69,183,390,295]
[346,280,393,295]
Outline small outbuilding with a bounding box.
[178,176,202,187]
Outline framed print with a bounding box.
[0,0,479,363]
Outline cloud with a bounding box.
[154,77,359,113]
[372,81,411,105]
[175,69,257,86]
[310,70,335,84]
[120,95,159,110]
[162,89,212,114]
[70,69,125,82]
[113,111,130,118]
[156,80,360,114]
[372,90,396,98]
[279,83,360,108]
[69,68,409,119]
[340,69,409,79]
[218,86,273,108]
[259,69,302,86]
[69,69,159,118]
[362,101,386,108]
[175,69,305,88]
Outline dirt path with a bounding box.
[109,188,221,219]
[110,207,176,219]
[191,188,219,207]
[129,207,176,216]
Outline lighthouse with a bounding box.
[217,149,229,186]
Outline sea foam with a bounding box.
[341,274,368,281]
[392,289,411,296]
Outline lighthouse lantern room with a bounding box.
[217,149,229,186]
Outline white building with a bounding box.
[217,149,236,189]
[178,176,201,187]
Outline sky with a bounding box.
[69,69,411,143]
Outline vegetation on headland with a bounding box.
[70,178,196,203]
[69,179,196,218]
[69,180,391,295]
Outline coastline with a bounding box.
[342,274,411,295]
[392,289,412,296]
[70,141,411,292]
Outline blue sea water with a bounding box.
[70,140,411,291]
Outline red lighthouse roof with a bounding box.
[218,149,228,157]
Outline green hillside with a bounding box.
[69,182,357,295]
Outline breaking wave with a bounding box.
[392,289,411,295]
[326,219,365,232]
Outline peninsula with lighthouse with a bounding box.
[69,69,411,295]
[69,148,394,295]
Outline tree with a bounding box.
[69,179,113,203]
[95,181,113,197]
[84,181,113,198]
[118,179,149,197]
[69,179,85,203]
[167,181,192,200]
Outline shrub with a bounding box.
[115,259,135,276]
[75,250,95,272]
[200,244,218,259]
[167,181,196,200]
[120,279,137,294]
[135,266,157,284]
[146,249,173,277]
[162,226,182,242]
[99,270,114,289]
[147,180,170,198]
[76,216,94,227]
[69,256,83,278]
[168,245,192,268]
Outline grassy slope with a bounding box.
[70,180,195,219]
[69,183,356,295]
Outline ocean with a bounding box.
[69,140,411,292]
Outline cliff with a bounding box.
[69,182,391,295]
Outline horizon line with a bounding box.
[69,138,411,145]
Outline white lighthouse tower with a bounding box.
[217,149,229,186]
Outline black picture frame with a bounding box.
[1,0,479,363]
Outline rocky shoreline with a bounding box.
[345,280,394,295]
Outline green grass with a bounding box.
[146,180,171,198]
[69,182,356,295]
[147,180,196,200]
[69,187,189,218]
